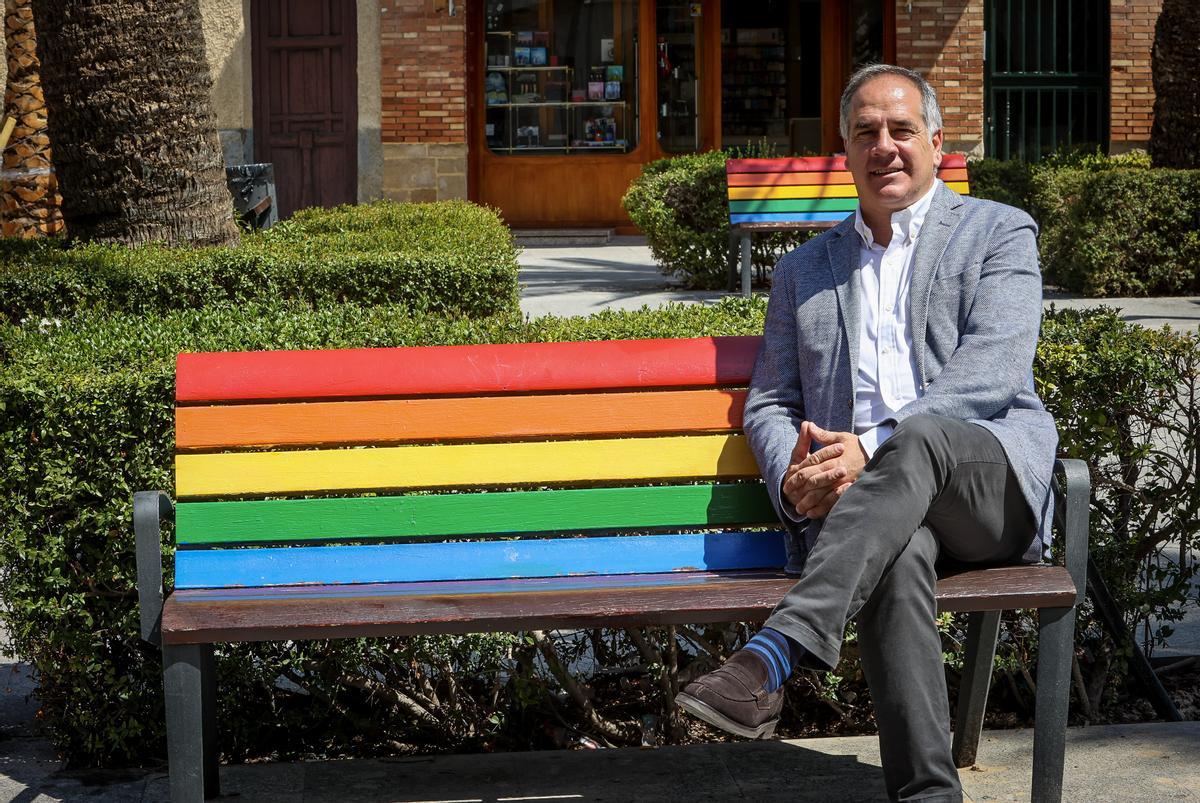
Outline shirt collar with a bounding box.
[853,178,941,250]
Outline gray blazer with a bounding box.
[743,182,1058,567]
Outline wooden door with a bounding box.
[251,0,358,218]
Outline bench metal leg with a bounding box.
[952,609,1001,768]
[1031,605,1074,803]
[164,643,219,801]
[727,230,741,292]
[739,234,752,297]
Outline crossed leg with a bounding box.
[679,414,1038,801]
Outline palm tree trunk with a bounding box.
[27,0,238,246]
[1150,0,1200,168]
[2,0,64,238]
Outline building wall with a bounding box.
[379,0,469,202]
[196,0,383,201]
[199,0,253,165]
[894,0,985,157]
[1110,0,1161,151]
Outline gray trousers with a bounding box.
[764,414,1038,802]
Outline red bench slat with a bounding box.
[726,153,967,174]
[176,336,764,404]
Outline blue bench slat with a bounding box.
[175,531,789,589]
[730,211,849,224]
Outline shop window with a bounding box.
[484,0,638,155]
[656,2,701,153]
[720,0,821,155]
[849,0,884,71]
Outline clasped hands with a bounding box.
[782,421,869,520]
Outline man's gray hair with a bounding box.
[839,64,943,143]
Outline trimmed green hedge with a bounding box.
[621,151,811,289]
[0,298,767,766]
[0,201,520,322]
[1038,169,1200,295]
[2,300,1195,765]
[968,151,1200,295]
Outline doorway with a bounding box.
[250,0,359,219]
[720,0,821,155]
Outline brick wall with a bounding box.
[894,0,985,155]
[1110,0,1161,149]
[379,0,468,144]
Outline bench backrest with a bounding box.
[725,154,970,227]
[172,337,788,591]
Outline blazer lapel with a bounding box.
[825,219,861,428]
[909,182,964,383]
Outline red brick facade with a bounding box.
[1110,0,1161,146]
[379,0,468,143]
[374,0,1160,159]
[894,0,985,153]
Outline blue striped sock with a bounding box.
[743,627,803,693]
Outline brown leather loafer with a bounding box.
[675,655,784,739]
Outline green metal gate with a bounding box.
[985,0,1109,161]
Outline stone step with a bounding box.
[513,228,613,246]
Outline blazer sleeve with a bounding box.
[890,206,1042,426]
[743,258,807,528]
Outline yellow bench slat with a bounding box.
[175,434,759,498]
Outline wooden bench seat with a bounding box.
[725,154,971,294]
[135,335,1086,803]
[161,565,1079,645]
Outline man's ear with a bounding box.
[931,127,944,167]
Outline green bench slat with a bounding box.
[729,198,860,214]
[176,483,777,545]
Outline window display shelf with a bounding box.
[487,66,571,72]
[485,28,632,154]
[489,101,629,109]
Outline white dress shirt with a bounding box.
[852,179,940,457]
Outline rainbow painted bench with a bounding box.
[725,154,971,294]
[134,336,1086,802]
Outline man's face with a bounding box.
[843,74,943,219]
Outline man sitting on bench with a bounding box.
[675,64,1058,802]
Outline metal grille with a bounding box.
[985,0,1109,161]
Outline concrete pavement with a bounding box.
[3,720,1197,801]
[517,237,1200,334]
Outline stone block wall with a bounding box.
[1110,0,1161,150]
[382,143,468,202]
[894,0,985,156]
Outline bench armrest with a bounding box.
[134,490,174,646]
[1052,458,1090,606]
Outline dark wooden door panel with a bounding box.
[252,0,358,218]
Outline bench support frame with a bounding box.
[163,643,220,802]
[136,491,221,802]
[136,460,1090,803]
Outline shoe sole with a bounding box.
[675,691,778,740]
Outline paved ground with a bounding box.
[0,238,1194,801]
[3,720,1197,801]
[517,237,1200,334]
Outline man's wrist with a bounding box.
[857,423,893,458]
